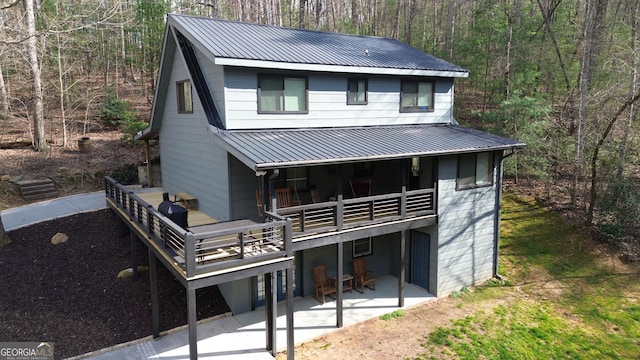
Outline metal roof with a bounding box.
[168,14,468,77]
[213,124,525,171]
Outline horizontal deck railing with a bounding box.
[276,188,435,236]
[105,177,292,277]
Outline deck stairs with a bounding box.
[17,179,58,201]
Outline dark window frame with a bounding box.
[400,79,435,113]
[257,74,309,114]
[456,152,494,190]
[347,78,368,105]
[177,80,193,114]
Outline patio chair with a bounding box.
[275,187,301,208]
[349,177,372,197]
[312,264,337,304]
[353,257,376,292]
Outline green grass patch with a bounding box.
[418,193,640,359]
[379,309,405,321]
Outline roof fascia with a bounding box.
[214,58,469,78]
[137,24,176,140]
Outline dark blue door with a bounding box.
[411,231,430,291]
[255,254,299,307]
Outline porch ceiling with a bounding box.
[212,124,525,171]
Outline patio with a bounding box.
[83,275,434,360]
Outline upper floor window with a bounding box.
[457,152,493,190]
[177,80,193,113]
[258,75,308,113]
[400,80,434,112]
[347,78,368,105]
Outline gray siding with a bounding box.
[223,68,455,130]
[195,47,226,126]
[229,155,262,221]
[159,48,231,221]
[435,155,497,296]
[218,278,252,314]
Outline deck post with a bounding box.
[187,286,198,360]
[398,230,406,307]
[130,232,138,281]
[336,241,343,328]
[286,266,294,360]
[265,271,277,353]
[149,248,160,339]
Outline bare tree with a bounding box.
[24,0,45,150]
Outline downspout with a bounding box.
[145,140,153,187]
[268,169,280,212]
[493,149,516,280]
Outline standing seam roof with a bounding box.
[213,124,525,171]
[168,14,468,73]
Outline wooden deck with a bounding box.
[136,192,216,227]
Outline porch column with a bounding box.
[336,242,344,328]
[187,286,198,360]
[399,230,406,307]
[286,266,295,360]
[265,272,277,354]
[130,232,138,281]
[149,248,160,339]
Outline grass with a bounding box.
[417,193,640,359]
[379,309,405,321]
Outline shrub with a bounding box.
[96,93,137,128]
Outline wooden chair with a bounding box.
[310,188,321,203]
[312,264,337,304]
[349,178,372,197]
[275,187,301,208]
[353,257,376,292]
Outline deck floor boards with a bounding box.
[136,192,216,227]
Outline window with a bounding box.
[400,80,434,112]
[177,80,193,113]
[258,75,308,113]
[353,238,372,257]
[457,152,494,190]
[347,78,368,105]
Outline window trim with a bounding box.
[176,80,193,114]
[399,79,435,113]
[257,74,309,114]
[456,152,494,190]
[347,78,368,105]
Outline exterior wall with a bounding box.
[195,47,226,126]
[159,48,231,221]
[434,154,498,296]
[222,68,455,130]
[228,155,263,221]
[218,278,252,314]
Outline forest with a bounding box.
[1,0,639,253]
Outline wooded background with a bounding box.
[1,0,639,236]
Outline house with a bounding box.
[108,13,524,360]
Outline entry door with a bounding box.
[411,231,430,291]
[255,255,299,307]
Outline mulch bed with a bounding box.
[0,209,231,359]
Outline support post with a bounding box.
[337,242,343,328]
[286,266,295,360]
[265,272,277,354]
[149,248,160,339]
[130,232,138,281]
[399,230,406,307]
[187,286,198,360]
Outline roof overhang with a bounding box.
[212,124,525,172]
[214,58,469,78]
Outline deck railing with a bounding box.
[105,177,292,277]
[276,188,435,236]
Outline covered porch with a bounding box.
[86,275,434,360]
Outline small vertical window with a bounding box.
[347,78,368,105]
[177,80,193,113]
[400,80,434,112]
[258,75,308,113]
[456,152,494,190]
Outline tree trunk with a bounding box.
[24,0,45,151]
[618,1,639,177]
[0,62,9,120]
